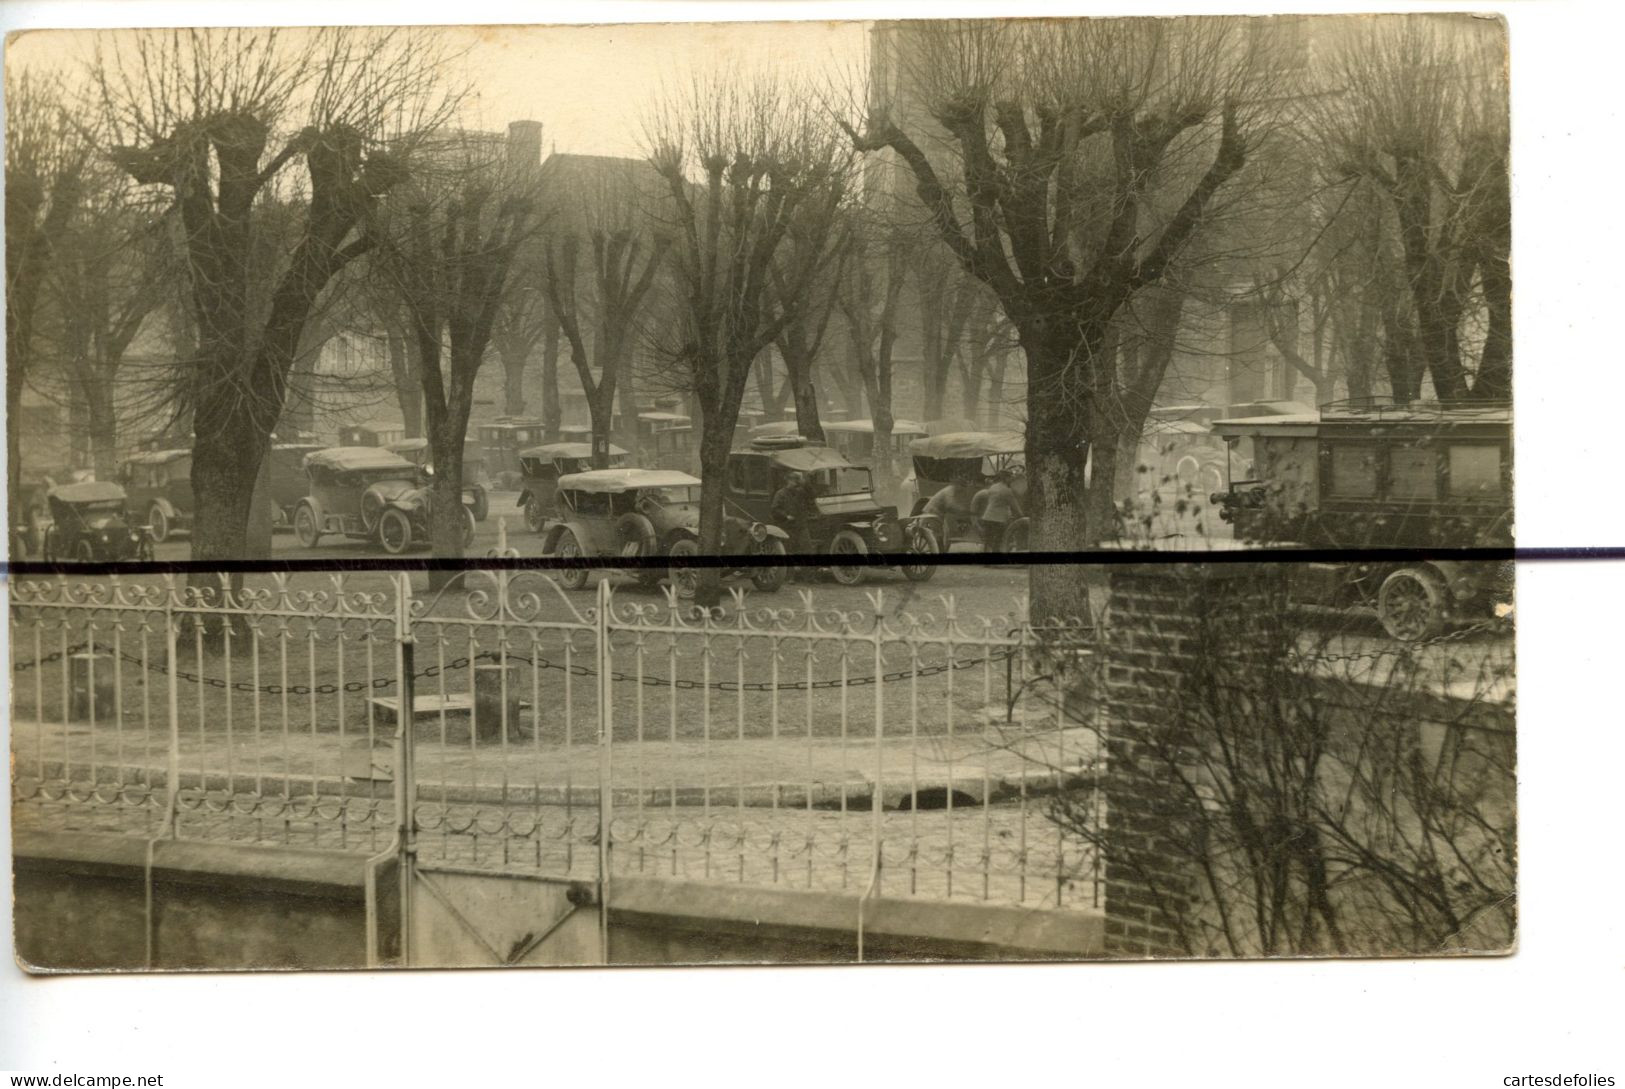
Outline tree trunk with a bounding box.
[500,344,527,416]
[1023,332,1095,623]
[540,314,562,439]
[85,379,119,482]
[693,405,737,607]
[617,345,638,457]
[1474,252,1512,401]
[7,366,25,527]
[986,353,1007,427]
[588,387,615,469]
[387,328,423,438]
[784,347,825,442]
[427,413,469,593]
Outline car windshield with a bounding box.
[811,467,873,497]
[637,486,697,507]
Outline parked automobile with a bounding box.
[476,417,549,488]
[904,431,1029,553]
[516,442,628,533]
[1212,399,1512,641]
[119,449,193,543]
[539,468,789,597]
[39,482,151,563]
[265,443,326,529]
[336,420,410,448]
[11,470,91,556]
[386,438,495,521]
[293,447,474,554]
[822,418,927,466]
[726,436,937,585]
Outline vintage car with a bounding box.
[725,436,938,585]
[516,441,629,533]
[539,468,789,597]
[265,442,326,529]
[386,438,494,522]
[39,482,151,563]
[12,470,94,556]
[336,419,410,448]
[119,448,193,544]
[822,418,928,466]
[904,431,1029,553]
[476,417,549,488]
[1211,399,1513,641]
[293,447,474,554]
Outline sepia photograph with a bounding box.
[2,0,1610,1083]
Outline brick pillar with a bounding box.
[1100,563,1288,958]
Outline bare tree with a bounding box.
[374,133,540,576]
[90,27,461,568]
[6,70,89,521]
[1314,14,1510,402]
[837,212,911,490]
[847,18,1277,617]
[767,200,851,444]
[542,171,669,469]
[645,75,851,603]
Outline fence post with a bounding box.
[596,576,613,964]
[394,573,418,967]
[162,574,181,839]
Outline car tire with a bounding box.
[294,503,322,549]
[460,506,477,549]
[524,496,548,534]
[827,529,868,586]
[1377,565,1449,642]
[899,523,938,583]
[148,504,170,543]
[554,528,590,591]
[1001,518,1030,554]
[377,508,413,555]
[471,486,489,523]
[667,536,700,599]
[750,537,788,592]
[73,539,95,563]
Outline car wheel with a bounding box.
[827,528,868,586]
[471,486,489,523]
[1199,464,1226,500]
[148,504,170,543]
[460,506,477,548]
[667,537,700,599]
[524,496,548,534]
[554,529,590,590]
[899,523,938,583]
[750,537,788,592]
[1377,565,1449,642]
[377,508,413,555]
[73,538,95,563]
[294,503,322,549]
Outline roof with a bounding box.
[1209,413,1321,439]
[823,419,927,437]
[749,420,802,439]
[303,447,418,473]
[49,481,126,504]
[519,442,628,461]
[908,431,1026,458]
[638,412,690,424]
[386,438,483,454]
[557,468,701,493]
[123,448,190,465]
[754,445,855,473]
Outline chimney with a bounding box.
[506,120,543,172]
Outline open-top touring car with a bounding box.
[516,441,628,532]
[40,481,152,563]
[293,447,474,555]
[539,468,789,598]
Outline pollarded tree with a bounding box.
[374,133,540,573]
[836,212,912,490]
[766,200,851,445]
[1314,14,1510,402]
[91,27,461,565]
[6,70,89,524]
[847,18,1276,616]
[646,75,852,603]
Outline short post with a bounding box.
[472,662,522,743]
[68,652,116,722]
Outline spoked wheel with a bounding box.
[470,486,489,523]
[554,529,589,591]
[377,508,413,555]
[667,537,700,599]
[827,529,868,587]
[524,496,548,534]
[1001,518,1030,554]
[750,537,788,592]
[1199,464,1226,501]
[899,523,938,583]
[147,504,170,543]
[460,506,476,549]
[1377,565,1449,642]
[294,504,322,549]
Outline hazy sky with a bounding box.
[8,21,869,159]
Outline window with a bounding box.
[1326,444,1378,498]
[1389,446,1438,501]
[1448,445,1504,499]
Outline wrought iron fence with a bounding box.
[8,570,1105,915]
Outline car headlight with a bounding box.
[750,523,767,542]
